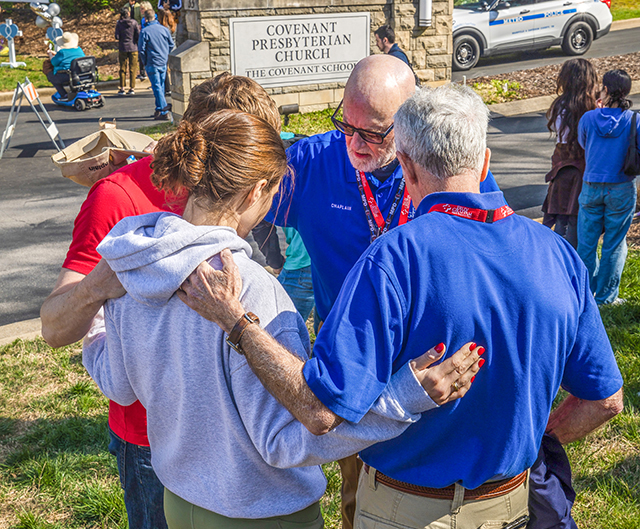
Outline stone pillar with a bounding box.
[169,0,452,122]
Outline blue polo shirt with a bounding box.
[302,190,623,489]
[266,130,500,321]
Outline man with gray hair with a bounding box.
[179,83,623,528]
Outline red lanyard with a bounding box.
[428,203,514,223]
[356,170,412,242]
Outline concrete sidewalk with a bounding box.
[0,78,152,106]
[0,318,42,347]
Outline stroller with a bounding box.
[51,56,105,111]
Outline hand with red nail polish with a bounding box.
[410,341,483,405]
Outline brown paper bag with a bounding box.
[51,129,154,187]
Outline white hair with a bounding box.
[394,84,490,180]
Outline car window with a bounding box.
[495,0,536,7]
[454,0,491,8]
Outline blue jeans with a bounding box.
[577,180,637,305]
[278,266,315,322]
[146,67,168,114]
[108,428,168,529]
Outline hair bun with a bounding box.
[151,120,208,193]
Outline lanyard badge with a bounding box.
[356,170,411,242]
[428,203,514,223]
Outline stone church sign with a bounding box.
[230,13,370,88]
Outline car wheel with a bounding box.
[562,21,593,56]
[453,35,481,71]
[74,98,86,111]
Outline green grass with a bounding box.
[611,0,640,22]
[472,79,524,105]
[135,122,177,140]
[0,56,48,93]
[1,253,638,527]
[281,107,335,136]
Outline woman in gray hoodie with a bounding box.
[83,109,479,528]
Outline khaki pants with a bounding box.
[164,488,324,529]
[338,454,363,529]
[354,467,529,529]
[119,51,138,90]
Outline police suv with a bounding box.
[453,0,612,70]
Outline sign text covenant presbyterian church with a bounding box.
[229,13,370,89]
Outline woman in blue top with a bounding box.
[577,69,640,305]
[46,32,85,100]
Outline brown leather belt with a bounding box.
[364,465,528,501]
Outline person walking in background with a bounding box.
[115,6,139,96]
[138,8,174,120]
[577,69,640,305]
[374,25,409,66]
[542,59,599,248]
[139,0,157,86]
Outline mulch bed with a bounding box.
[469,53,640,99]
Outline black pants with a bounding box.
[46,70,69,97]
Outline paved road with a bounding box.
[452,26,640,82]
[0,85,164,326]
[0,83,638,327]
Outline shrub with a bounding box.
[472,79,523,105]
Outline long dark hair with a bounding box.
[546,58,598,157]
[602,69,632,111]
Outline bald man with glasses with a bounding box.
[262,55,500,529]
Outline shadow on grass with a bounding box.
[4,415,109,467]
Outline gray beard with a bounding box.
[346,142,397,174]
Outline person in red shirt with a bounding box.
[40,72,282,529]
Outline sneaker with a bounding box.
[154,112,171,121]
[128,89,135,95]
[598,297,627,306]
[118,88,126,95]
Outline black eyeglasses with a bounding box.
[331,100,394,145]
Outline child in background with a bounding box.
[542,58,599,248]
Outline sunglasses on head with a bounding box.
[331,100,394,145]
